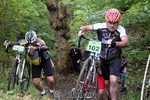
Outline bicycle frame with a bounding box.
[85,53,97,87]
[13,45,27,83]
[15,56,26,83]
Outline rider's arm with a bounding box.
[4,40,20,47]
[115,26,129,48]
[37,44,48,51]
[9,42,20,47]
[78,23,106,36]
[105,36,129,48]
[79,25,93,31]
[116,36,129,48]
[50,59,54,68]
[29,44,48,51]
[35,39,49,51]
[78,25,93,36]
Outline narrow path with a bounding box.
[42,73,98,100]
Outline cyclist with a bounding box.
[78,8,129,100]
[4,30,55,96]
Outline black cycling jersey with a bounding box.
[97,28,121,60]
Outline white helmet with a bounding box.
[25,30,37,43]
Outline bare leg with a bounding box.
[110,75,118,100]
[105,80,111,100]
[46,76,55,90]
[98,89,104,100]
[33,78,44,92]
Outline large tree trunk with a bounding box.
[45,0,71,72]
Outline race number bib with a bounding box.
[13,45,25,52]
[86,41,101,53]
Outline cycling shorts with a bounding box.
[100,56,121,80]
[97,75,105,90]
[32,58,54,78]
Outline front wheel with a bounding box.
[20,60,30,92]
[73,58,91,100]
[7,59,18,91]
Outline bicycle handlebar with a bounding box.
[78,35,110,48]
[78,35,110,59]
[5,44,31,53]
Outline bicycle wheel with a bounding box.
[7,59,18,91]
[74,58,91,100]
[20,60,30,92]
[84,66,98,99]
[81,61,97,99]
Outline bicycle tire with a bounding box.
[20,60,30,92]
[7,59,18,91]
[74,58,98,100]
[82,60,98,99]
[85,66,98,98]
[74,58,91,100]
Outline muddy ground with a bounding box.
[43,72,101,100]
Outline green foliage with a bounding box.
[121,1,150,29]
[0,0,56,69]
[0,0,53,40]
[0,0,150,99]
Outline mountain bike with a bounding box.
[6,44,30,93]
[73,35,109,100]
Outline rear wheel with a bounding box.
[7,59,18,91]
[20,60,30,92]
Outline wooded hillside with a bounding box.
[0,0,150,99]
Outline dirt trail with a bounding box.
[43,73,98,100]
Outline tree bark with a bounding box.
[45,0,71,72]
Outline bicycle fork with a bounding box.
[15,58,26,84]
[15,55,20,85]
[83,60,96,91]
[19,59,26,83]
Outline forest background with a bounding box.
[0,0,150,100]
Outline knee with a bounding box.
[47,76,55,83]
[98,89,104,96]
[110,80,118,88]
[33,78,40,86]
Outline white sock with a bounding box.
[41,90,46,94]
[49,89,54,93]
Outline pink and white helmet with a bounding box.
[105,8,121,23]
